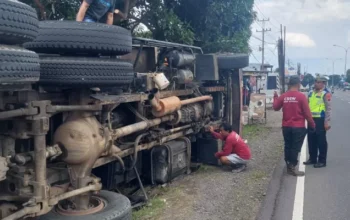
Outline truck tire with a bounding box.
[0,45,40,84]
[39,56,134,86]
[0,0,39,45]
[38,191,131,220]
[217,54,249,70]
[24,21,132,56]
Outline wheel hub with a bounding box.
[56,196,105,216]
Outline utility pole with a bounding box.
[333,44,349,76]
[278,24,286,93]
[326,58,342,86]
[256,19,271,71]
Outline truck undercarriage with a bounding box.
[0,1,248,219]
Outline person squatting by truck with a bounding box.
[273,75,316,176]
[209,123,251,173]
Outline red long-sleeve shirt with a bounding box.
[273,90,315,128]
[211,131,251,160]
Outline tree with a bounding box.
[22,0,255,52]
[21,0,81,20]
[167,0,255,53]
[328,74,341,86]
[301,73,315,88]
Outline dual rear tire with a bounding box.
[0,0,39,85]
[25,21,134,87]
[0,0,133,86]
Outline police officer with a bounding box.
[304,76,331,168]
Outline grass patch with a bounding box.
[132,197,166,220]
[250,170,267,180]
[197,164,217,173]
[242,124,267,139]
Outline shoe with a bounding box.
[232,164,247,173]
[314,163,326,168]
[303,160,316,165]
[287,165,305,176]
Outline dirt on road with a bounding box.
[133,110,283,220]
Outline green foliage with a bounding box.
[167,0,255,53]
[22,0,255,53]
[21,0,80,20]
[132,197,166,219]
[128,0,194,44]
[328,74,341,86]
[301,73,315,88]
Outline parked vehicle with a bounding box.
[0,1,248,219]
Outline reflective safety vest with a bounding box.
[308,90,326,118]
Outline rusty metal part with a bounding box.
[0,203,18,219]
[201,86,226,92]
[0,136,15,157]
[150,96,181,117]
[150,95,213,117]
[50,183,70,198]
[0,195,30,202]
[165,124,192,134]
[54,114,109,210]
[112,115,174,139]
[12,144,62,165]
[94,129,193,168]
[177,137,192,174]
[0,108,38,120]
[0,156,9,181]
[2,204,41,220]
[34,135,48,199]
[47,105,102,113]
[38,92,67,104]
[91,89,194,105]
[148,94,162,111]
[180,95,213,106]
[124,133,148,171]
[48,183,102,206]
[54,115,109,166]
[56,195,104,216]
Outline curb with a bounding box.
[256,156,285,220]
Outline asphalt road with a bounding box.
[269,89,350,220]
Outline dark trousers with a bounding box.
[282,127,307,166]
[308,118,328,163]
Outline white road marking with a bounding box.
[292,135,307,220]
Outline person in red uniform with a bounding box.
[209,123,251,173]
[273,75,315,176]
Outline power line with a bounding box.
[267,48,277,57]
[254,0,280,29]
[251,35,276,45]
[250,52,260,63]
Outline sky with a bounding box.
[250,0,350,75]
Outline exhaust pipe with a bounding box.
[148,92,213,117]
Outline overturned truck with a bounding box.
[0,1,249,219]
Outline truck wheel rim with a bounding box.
[56,196,105,216]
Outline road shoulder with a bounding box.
[133,110,284,220]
